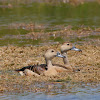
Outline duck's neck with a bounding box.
[45,58,53,70]
[61,51,69,65]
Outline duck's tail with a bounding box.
[15,65,33,72]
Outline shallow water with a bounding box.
[0,2,100,28]
[0,83,100,100]
[0,2,100,46]
[0,1,100,100]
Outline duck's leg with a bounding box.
[24,69,40,77]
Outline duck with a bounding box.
[29,42,82,74]
[15,49,65,76]
[59,42,82,71]
[42,49,65,76]
[16,42,82,76]
[50,42,82,73]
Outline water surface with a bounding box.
[0,83,100,100]
[0,2,100,46]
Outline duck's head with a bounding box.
[44,49,65,60]
[61,42,82,53]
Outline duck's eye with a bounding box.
[51,50,54,52]
[67,44,69,45]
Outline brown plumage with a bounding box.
[15,43,82,76]
[15,64,47,75]
[15,49,65,76]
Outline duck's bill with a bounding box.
[71,46,82,52]
[56,52,66,58]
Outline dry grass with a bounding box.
[0,40,100,93]
[0,25,100,93]
[24,25,97,40]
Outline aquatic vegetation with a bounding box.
[0,0,100,94]
[0,40,100,93]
